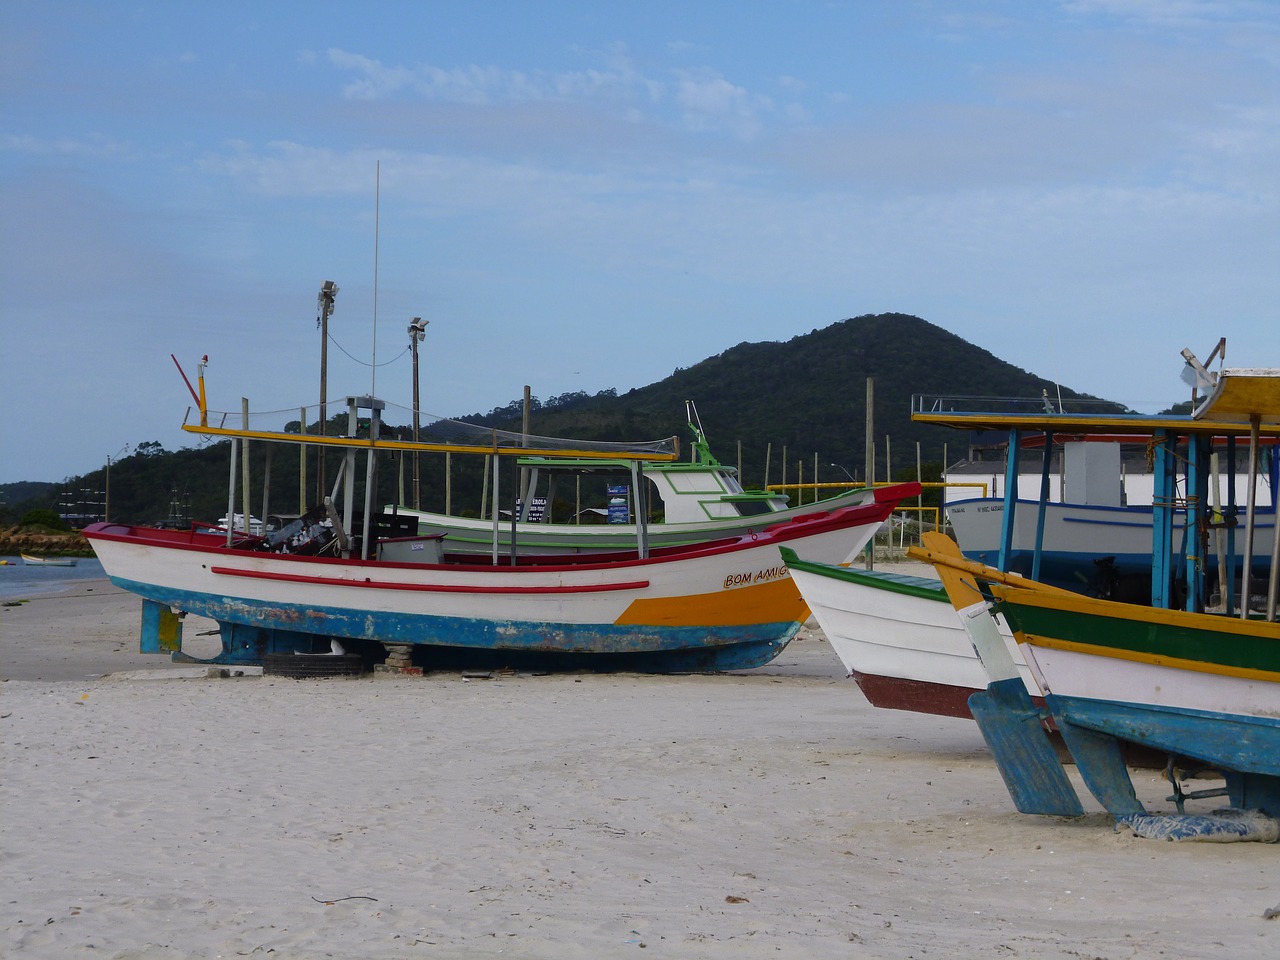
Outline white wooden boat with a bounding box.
[20,553,78,567]
[946,495,1274,598]
[779,550,1032,718]
[86,485,916,673]
[87,361,919,672]
[394,456,874,556]
[911,366,1280,837]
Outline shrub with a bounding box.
[19,508,71,532]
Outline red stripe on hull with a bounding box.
[210,565,651,594]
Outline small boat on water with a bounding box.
[20,553,78,567]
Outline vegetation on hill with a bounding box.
[2,314,1119,527]
[486,313,1110,483]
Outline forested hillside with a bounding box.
[489,312,1109,489]
[4,314,1117,526]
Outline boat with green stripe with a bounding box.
[779,547,1035,719]
[909,359,1280,838]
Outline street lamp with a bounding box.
[829,462,857,484]
[408,316,428,509]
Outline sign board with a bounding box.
[607,484,630,524]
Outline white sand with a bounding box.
[2,582,1277,959]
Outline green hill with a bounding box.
[482,312,1109,488]
[5,313,1116,526]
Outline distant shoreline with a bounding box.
[0,527,92,558]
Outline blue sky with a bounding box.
[2,0,1278,484]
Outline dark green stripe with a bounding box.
[779,547,947,603]
[997,597,1280,675]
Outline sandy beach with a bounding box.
[2,580,1277,959]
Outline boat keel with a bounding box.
[968,678,1084,818]
[1054,719,1146,818]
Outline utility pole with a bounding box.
[408,316,428,509]
[316,280,338,504]
[864,377,875,570]
[104,445,129,523]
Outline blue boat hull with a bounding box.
[1048,694,1280,818]
[124,577,798,673]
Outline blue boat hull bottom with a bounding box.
[1048,694,1280,835]
[967,679,1083,818]
[129,582,798,674]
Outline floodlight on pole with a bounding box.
[409,316,428,509]
[316,280,338,502]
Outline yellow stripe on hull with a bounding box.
[616,574,809,627]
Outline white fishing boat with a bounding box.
[86,361,920,672]
[779,549,1032,718]
[943,432,1274,598]
[945,494,1274,598]
[909,363,1280,838]
[87,487,915,673]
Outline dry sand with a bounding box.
[1,581,1277,959]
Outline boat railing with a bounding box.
[911,394,1134,417]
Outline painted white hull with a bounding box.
[948,498,1155,558]
[85,488,914,672]
[947,497,1275,574]
[1022,644,1278,721]
[990,584,1280,790]
[783,557,1035,718]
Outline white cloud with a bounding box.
[1,132,139,162]
[321,47,791,141]
[326,47,655,106]
[672,69,771,139]
[1060,0,1239,25]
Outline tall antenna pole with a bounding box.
[371,160,380,400]
[864,376,875,570]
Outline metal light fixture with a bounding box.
[408,316,428,509]
[316,281,339,502]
